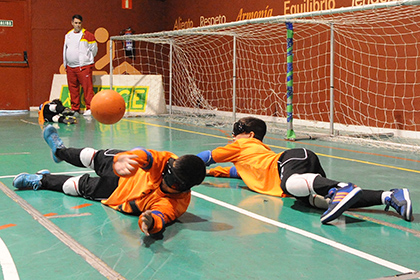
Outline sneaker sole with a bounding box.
[402,188,412,221]
[321,187,362,224]
[43,126,63,163]
[12,172,29,188]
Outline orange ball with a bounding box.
[91,89,126,124]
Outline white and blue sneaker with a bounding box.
[385,188,412,221]
[321,183,362,224]
[13,173,43,190]
[43,125,64,163]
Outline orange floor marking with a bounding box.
[43,213,57,217]
[71,203,92,209]
[0,224,17,230]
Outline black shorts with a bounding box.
[278,148,326,195]
[79,149,125,200]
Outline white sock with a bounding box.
[381,191,392,204]
[337,182,348,188]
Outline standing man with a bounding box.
[63,14,98,116]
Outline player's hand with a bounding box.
[113,154,139,176]
[140,210,154,236]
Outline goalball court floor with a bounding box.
[0,112,419,280]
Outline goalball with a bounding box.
[90,89,126,125]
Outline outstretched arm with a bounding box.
[137,204,184,236]
[197,141,242,166]
[207,165,241,178]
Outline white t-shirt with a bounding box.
[65,31,83,67]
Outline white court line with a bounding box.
[192,191,415,274]
[0,152,30,156]
[0,170,95,179]
[0,181,125,280]
[1,171,414,274]
[0,237,20,280]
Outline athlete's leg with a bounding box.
[40,173,117,201]
[56,147,96,168]
[13,170,117,200]
[280,148,340,197]
[352,189,382,207]
[56,147,125,175]
[279,148,362,223]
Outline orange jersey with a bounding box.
[38,101,50,125]
[101,149,191,234]
[209,138,287,197]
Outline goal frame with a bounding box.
[109,0,420,144]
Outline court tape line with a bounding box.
[131,119,420,174]
[0,170,95,180]
[1,170,414,275]
[370,270,420,280]
[192,190,415,274]
[0,237,19,280]
[0,182,126,280]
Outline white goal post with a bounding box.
[110,0,420,149]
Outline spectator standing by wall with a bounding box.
[63,14,98,116]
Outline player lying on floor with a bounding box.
[38,99,77,125]
[13,125,206,237]
[197,116,412,224]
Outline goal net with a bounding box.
[110,0,420,150]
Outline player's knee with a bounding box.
[285,173,319,197]
[62,176,82,196]
[80,148,97,169]
[52,115,60,123]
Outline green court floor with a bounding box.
[0,112,419,280]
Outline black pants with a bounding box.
[278,148,382,208]
[40,148,124,201]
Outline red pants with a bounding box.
[66,64,94,111]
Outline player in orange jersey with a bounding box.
[197,117,412,224]
[38,99,77,125]
[13,125,206,237]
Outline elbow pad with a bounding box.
[196,150,215,166]
[229,166,241,178]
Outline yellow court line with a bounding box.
[128,119,420,174]
[314,153,420,174]
[267,142,420,174]
[129,119,229,140]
